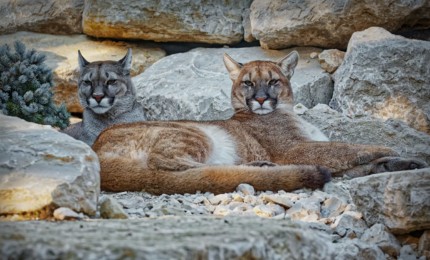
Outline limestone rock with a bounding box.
[53,207,84,221]
[0,32,165,113]
[301,104,430,165]
[0,217,341,259]
[83,0,252,45]
[332,211,368,239]
[419,230,430,258]
[99,196,128,219]
[318,49,345,73]
[0,0,84,35]
[0,114,100,217]
[333,239,385,259]
[349,169,430,234]
[361,224,401,257]
[321,197,347,218]
[236,183,255,196]
[250,0,430,49]
[134,47,332,121]
[332,27,430,134]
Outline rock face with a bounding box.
[331,27,430,134]
[0,114,100,217]
[349,169,430,234]
[249,0,430,49]
[82,0,252,45]
[0,32,165,113]
[134,47,332,121]
[301,104,430,165]
[0,216,384,259]
[0,0,84,35]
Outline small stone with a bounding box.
[209,194,232,205]
[261,194,294,208]
[53,207,83,221]
[318,49,345,73]
[232,193,244,202]
[418,230,430,258]
[321,197,347,218]
[310,52,319,59]
[332,212,368,238]
[399,245,419,260]
[99,196,129,219]
[236,183,255,196]
[253,205,277,218]
[293,103,309,115]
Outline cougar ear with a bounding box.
[277,51,299,79]
[78,50,89,71]
[223,53,243,81]
[119,48,132,75]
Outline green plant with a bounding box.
[0,41,70,129]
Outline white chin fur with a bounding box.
[251,100,273,115]
[88,98,113,114]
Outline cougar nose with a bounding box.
[255,97,267,105]
[92,93,104,102]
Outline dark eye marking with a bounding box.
[107,79,117,85]
[84,80,92,86]
[242,80,254,87]
[268,79,279,86]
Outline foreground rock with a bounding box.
[249,0,430,49]
[83,0,252,45]
[0,114,100,218]
[300,104,430,165]
[332,27,430,134]
[0,0,84,35]
[349,168,430,234]
[0,32,166,113]
[135,47,332,120]
[0,216,384,259]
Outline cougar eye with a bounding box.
[243,80,253,87]
[269,79,279,86]
[84,80,92,86]
[107,79,117,85]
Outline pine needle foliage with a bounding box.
[0,41,70,129]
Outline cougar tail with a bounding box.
[100,161,331,195]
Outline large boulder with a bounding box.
[82,0,252,45]
[0,0,84,35]
[134,47,333,121]
[0,216,384,259]
[349,169,430,234]
[0,32,165,113]
[301,104,430,165]
[249,0,430,49]
[0,114,100,218]
[331,27,430,134]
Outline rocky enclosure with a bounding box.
[0,0,429,259]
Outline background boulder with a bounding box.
[331,27,430,135]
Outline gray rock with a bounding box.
[0,0,84,35]
[134,47,333,121]
[349,169,430,234]
[332,211,368,239]
[262,194,294,208]
[0,114,100,217]
[333,239,385,260]
[318,49,345,73]
[321,197,347,218]
[236,183,255,196]
[82,0,252,44]
[0,32,165,113]
[332,27,430,134]
[361,224,401,257]
[418,230,430,258]
[0,217,340,259]
[250,0,430,49]
[399,245,420,260]
[286,197,321,222]
[99,196,129,219]
[302,104,430,165]
[253,204,285,218]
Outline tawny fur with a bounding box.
[93,51,427,194]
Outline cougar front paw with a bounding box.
[370,156,428,173]
[244,161,279,167]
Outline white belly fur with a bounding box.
[196,125,239,165]
[298,117,329,141]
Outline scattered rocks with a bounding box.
[332,27,430,134]
[83,0,252,45]
[349,169,430,234]
[99,196,129,219]
[53,207,85,221]
[249,0,430,49]
[0,114,100,218]
[361,224,401,257]
[0,32,165,113]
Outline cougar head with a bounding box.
[77,49,134,114]
[223,51,298,115]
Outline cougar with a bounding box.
[93,51,427,195]
[61,49,146,146]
